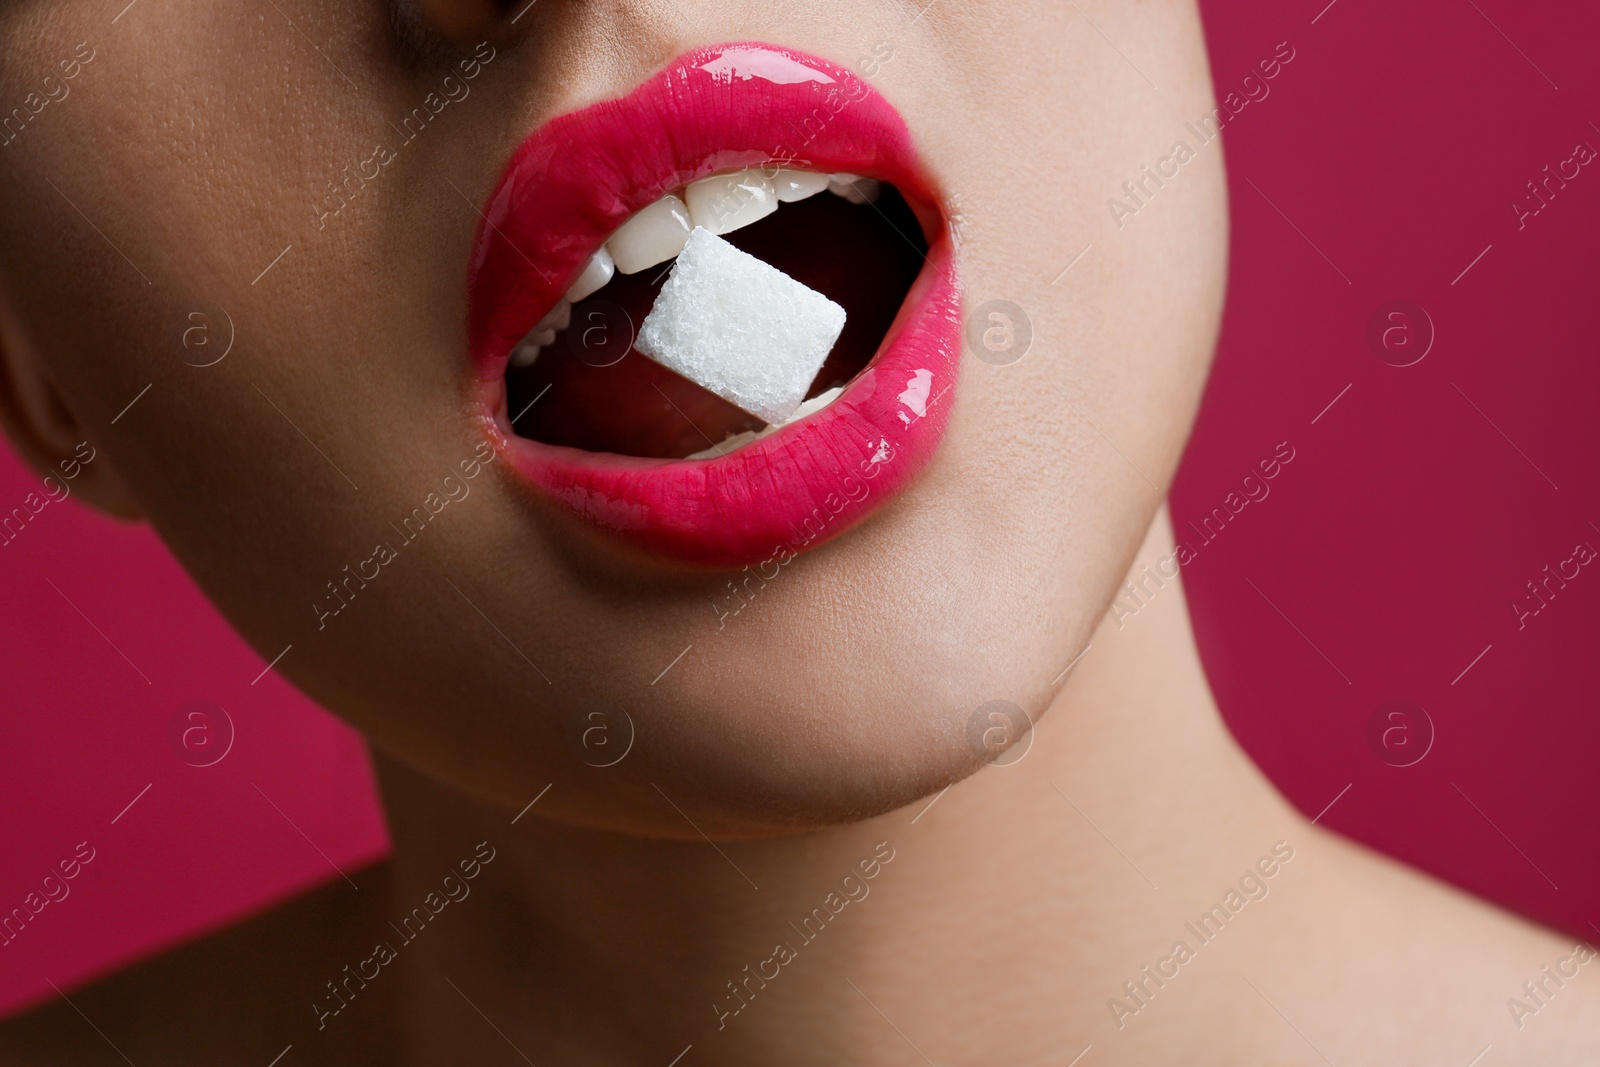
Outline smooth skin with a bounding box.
[1,1,1596,1063]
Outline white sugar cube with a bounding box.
[635,227,846,426]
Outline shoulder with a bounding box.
[0,863,397,1066]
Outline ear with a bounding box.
[0,287,142,520]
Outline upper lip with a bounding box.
[467,42,961,568]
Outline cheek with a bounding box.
[0,6,1228,839]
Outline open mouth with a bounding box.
[505,176,927,461]
[468,44,961,568]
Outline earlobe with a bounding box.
[0,290,143,520]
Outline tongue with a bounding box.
[505,188,926,460]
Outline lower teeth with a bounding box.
[509,298,572,367]
[686,385,844,459]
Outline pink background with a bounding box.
[0,505,389,1015]
[2,0,1597,1017]
[1178,0,1599,938]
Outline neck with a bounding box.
[371,507,1309,1063]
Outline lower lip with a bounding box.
[469,44,961,568]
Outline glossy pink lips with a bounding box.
[468,43,960,568]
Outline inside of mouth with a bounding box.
[503,179,927,461]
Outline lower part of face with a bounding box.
[0,0,1225,837]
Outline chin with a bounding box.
[336,524,1079,842]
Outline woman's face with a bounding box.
[0,0,1225,836]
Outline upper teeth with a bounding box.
[510,169,879,366]
[608,193,694,275]
[773,168,831,203]
[685,170,779,237]
[826,173,880,205]
[565,244,615,302]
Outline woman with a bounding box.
[2,0,1595,1062]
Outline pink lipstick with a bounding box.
[468,43,960,568]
